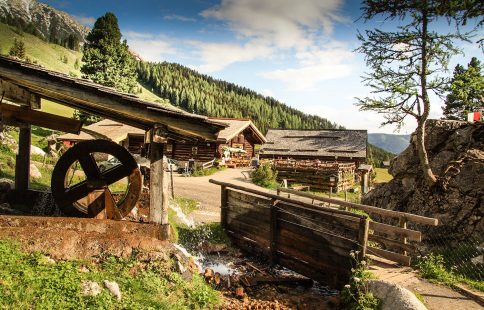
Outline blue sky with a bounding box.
[44,0,482,134]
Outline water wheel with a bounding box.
[51,140,142,219]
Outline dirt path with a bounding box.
[172,168,276,223]
[370,257,483,310]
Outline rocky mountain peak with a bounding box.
[0,0,89,44]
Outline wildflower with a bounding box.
[353,277,361,283]
[351,268,355,272]
[344,284,351,289]
[360,261,367,266]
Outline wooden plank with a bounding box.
[209,179,366,219]
[276,252,350,289]
[226,207,270,228]
[149,138,164,225]
[358,217,370,261]
[0,79,40,108]
[367,246,412,266]
[225,227,270,249]
[278,219,357,253]
[226,217,270,242]
[270,199,279,265]
[278,187,438,226]
[226,203,271,222]
[370,221,421,242]
[369,235,416,253]
[14,125,31,191]
[0,102,82,134]
[221,186,228,229]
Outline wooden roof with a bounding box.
[57,119,145,143]
[209,118,266,144]
[260,129,367,159]
[0,56,225,141]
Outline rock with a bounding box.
[0,203,24,215]
[201,241,228,254]
[235,287,245,299]
[40,255,56,264]
[79,266,90,273]
[104,280,122,300]
[29,163,42,179]
[81,280,102,297]
[30,145,46,157]
[363,120,484,241]
[367,280,426,310]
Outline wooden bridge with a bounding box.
[209,180,438,289]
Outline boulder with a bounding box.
[29,163,42,179]
[30,145,46,157]
[103,280,122,300]
[363,120,483,241]
[81,280,102,297]
[367,280,427,310]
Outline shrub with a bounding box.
[252,162,278,188]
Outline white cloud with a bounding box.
[163,15,197,22]
[190,40,273,72]
[124,32,177,62]
[201,0,346,49]
[260,42,354,90]
[196,0,353,88]
[73,15,95,27]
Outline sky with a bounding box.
[44,0,482,134]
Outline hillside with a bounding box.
[368,133,410,155]
[137,62,341,133]
[0,22,168,114]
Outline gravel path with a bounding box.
[172,168,276,223]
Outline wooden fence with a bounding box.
[209,179,369,288]
[277,187,439,266]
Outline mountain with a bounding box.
[368,133,410,155]
[0,0,88,48]
[137,61,341,134]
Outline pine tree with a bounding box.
[443,57,484,120]
[9,38,25,59]
[79,12,138,123]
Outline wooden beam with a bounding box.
[149,130,170,240]
[14,124,31,191]
[0,79,41,109]
[0,102,82,134]
[0,61,223,140]
[277,187,438,226]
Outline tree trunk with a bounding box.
[418,3,437,186]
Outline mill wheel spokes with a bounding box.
[51,140,142,219]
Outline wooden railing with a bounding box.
[277,187,439,265]
[210,179,369,288]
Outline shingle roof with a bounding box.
[260,129,367,159]
[208,118,266,143]
[57,119,145,143]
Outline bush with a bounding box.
[252,162,278,188]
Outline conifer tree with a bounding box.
[443,57,484,120]
[79,12,138,123]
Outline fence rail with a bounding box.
[210,179,368,288]
[277,187,439,265]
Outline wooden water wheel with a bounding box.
[51,140,142,219]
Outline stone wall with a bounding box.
[363,120,483,241]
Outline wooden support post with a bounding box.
[399,217,408,256]
[358,216,370,261]
[269,199,280,266]
[149,138,170,240]
[220,185,228,229]
[14,124,31,192]
[170,165,175,199]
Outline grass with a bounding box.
[0,239,220,309]
[373,168,392,183]
[173,196,198,215]
[191,166,226,177]
[416,253,484,292]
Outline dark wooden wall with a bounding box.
[220,187,367,288]
[259,154,364,167]
[171,142,217,162]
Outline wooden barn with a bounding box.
[259,129,368,192]
[259,129,367,165]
